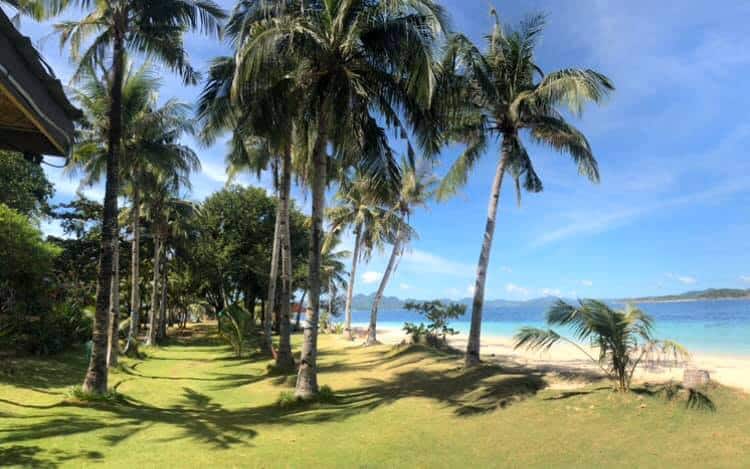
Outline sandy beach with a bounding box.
[357,327,750,393]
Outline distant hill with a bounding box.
[351,293,562,312]
[623,288,750,303]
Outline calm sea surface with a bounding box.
[351,299,750,356]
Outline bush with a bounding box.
[403,301,465,347]
[0,204,62,353]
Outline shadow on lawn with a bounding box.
[0,444,103,468]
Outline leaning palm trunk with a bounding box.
[366,232,403,346]
[276,147,294,369]
[295,126,327,398]
[343,224,361,341]
[83,34,124,395]
[124,189,140,355]
[465,139,511,367]
[146,236,163,346]
[265,189,282,355]
[107,237,120,368]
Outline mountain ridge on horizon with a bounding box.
[350,287,750,311]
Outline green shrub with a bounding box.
[403,301,465,347]
[65,386,126,404]
[276,391,300,408]
[0,204,62,353]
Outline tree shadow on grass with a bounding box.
[0,445,103,468]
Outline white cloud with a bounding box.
[401,249,474,277]
[741,276,750,284]
[540,288,561,297]
[667,273,696,285]
[678,276,697,285]
[399,283,412,290]
[581,280,593,287]
[505,283,530,298]
[361,271,382,285]
[500,266,512,273]
[466,284,475,295]
[201,161,228,183]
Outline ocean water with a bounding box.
[350,299,750,356]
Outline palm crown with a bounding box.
[437,13,614,201]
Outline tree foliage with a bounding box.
[0,151,54,217]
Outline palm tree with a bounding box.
[436,13,614,367]
[327,175,393,340]
[235,0,447,398]
[55,0,225,394]
[366,161,435,345]
[515,300,689,392]
[320,230,350,331]
[1,0,67,22]
[70,62,198,361]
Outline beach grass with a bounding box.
[1,324,749,468]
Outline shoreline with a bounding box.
[352,326,750,393]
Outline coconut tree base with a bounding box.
[464,352,482,368]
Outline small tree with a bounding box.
[514,300,689,392]
[403,301,465,347]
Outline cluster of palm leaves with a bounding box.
[514,300,690,392]
[11,0,617,398]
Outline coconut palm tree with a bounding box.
[55,0,225,394]
[320,230,350,331]
[436,13,614,367]
[366,161,435,345]
[235,0,447,398]
[1,0,67,22]
[327,174,393,340]
[70,61,199,360]
[515,300,689,392]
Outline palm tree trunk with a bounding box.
[295,124,327,398]
[465,140,511,367]
[82,32,124,395]
[146,236,162,346]
[276,146,294,369]
[157,254,168,341]
[107,236,120,368]
[295,290,306,330]
[343,224,361,340]
[265,185,282,355]
[366,233,402,346]
[124,188,140,355]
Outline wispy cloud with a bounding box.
[667,273,697,285]
[361,271,382,285]
[401,249,474,277]
[505,283,530,298]
[741,276,750,284]
[581,280,593,287]
[399,283,412,290]
[540,288,561,297]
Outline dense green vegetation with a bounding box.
[1,325,747,468]
[626,288,750,303]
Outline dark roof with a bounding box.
[0,8,82,157]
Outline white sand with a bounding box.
[353,327,750,392]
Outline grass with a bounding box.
[1,324,749,468]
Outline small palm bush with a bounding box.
[514,300,689,392]
[404,301,465,347]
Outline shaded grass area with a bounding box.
[1,324,750,468]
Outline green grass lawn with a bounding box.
[1,324,749,468]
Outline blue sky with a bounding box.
[7,1,750,301]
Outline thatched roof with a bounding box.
[0,8,81,157]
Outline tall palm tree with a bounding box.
[366,161,435,345]
[70,62,198,360]
[235,0,447,398]
[55,0,225,394]
[320,230,350,331]
[1,0,67,22]
[327,174,393,340]
[437,13,614,367]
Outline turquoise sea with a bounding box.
[351,299,750,356]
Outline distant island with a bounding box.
[351,288,750,311]
[622,288,750,303]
